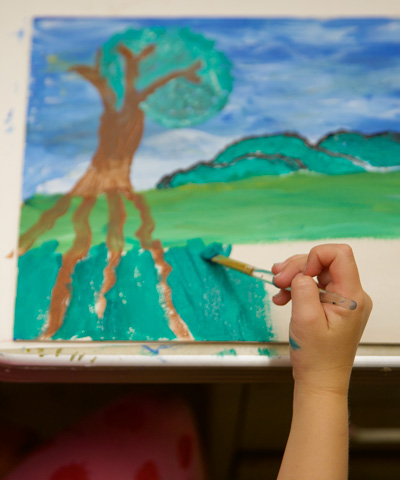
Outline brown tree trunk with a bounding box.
[70,107,144,197]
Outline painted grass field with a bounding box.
[20,171,400,253]
[15,170,400,341]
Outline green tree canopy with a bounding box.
[100,27,233,127]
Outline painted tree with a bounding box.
[19,27,233,339]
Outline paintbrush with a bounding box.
[201,243,357,311]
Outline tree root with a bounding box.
[41,196,96,339]
[96,191,126,318]
[124,189,193,340]
[19,195,72,256]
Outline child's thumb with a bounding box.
[291,273,325,324]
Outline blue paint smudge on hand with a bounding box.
[289,336,301,350]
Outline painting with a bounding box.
[15,18,400,342]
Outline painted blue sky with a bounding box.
[24,17,400,198]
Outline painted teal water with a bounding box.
[158,131,400,188]
[14,239,273,342]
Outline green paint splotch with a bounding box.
[217,348,238,356]
[14,241,60,340]
[165,239,273,342]
[14,239,273,342]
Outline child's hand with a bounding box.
[272,244,372,396]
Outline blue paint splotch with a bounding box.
[4,109,13,125]
[4,109,14,134]
[141,344,172,355]
[14,239,274,342]
[289,336,301,350]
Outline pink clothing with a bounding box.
[5,395,206,480]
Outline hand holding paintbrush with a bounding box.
[201,242,357,310]
[204,242,372,480]
[274,244,372,480]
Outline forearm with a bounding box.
[277,384,349,480]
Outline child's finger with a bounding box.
[291,273,326,326]
[271,254,305,275]
[273,255,307,289]
[304,244,362,298]
[316,269,332,288]
[272,289,291,306]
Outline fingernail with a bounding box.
[273,262,283,269]
[272,273,281,286]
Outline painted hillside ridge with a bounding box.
[157,131,400,189]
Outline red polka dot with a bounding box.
[177,434,193,469]
[134,461,160,480]
[50,464,89,480]
[103,402,146,434]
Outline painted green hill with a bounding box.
[158,131,400,188]
[318,131,400,167]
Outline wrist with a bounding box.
[294,380,349,400]
[292,364,352,398]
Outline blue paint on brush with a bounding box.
[289,336,301,350]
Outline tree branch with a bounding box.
[69,49,116,111]
[117,43,157,107]
[140,60,202,101]
[117,44,137,89]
